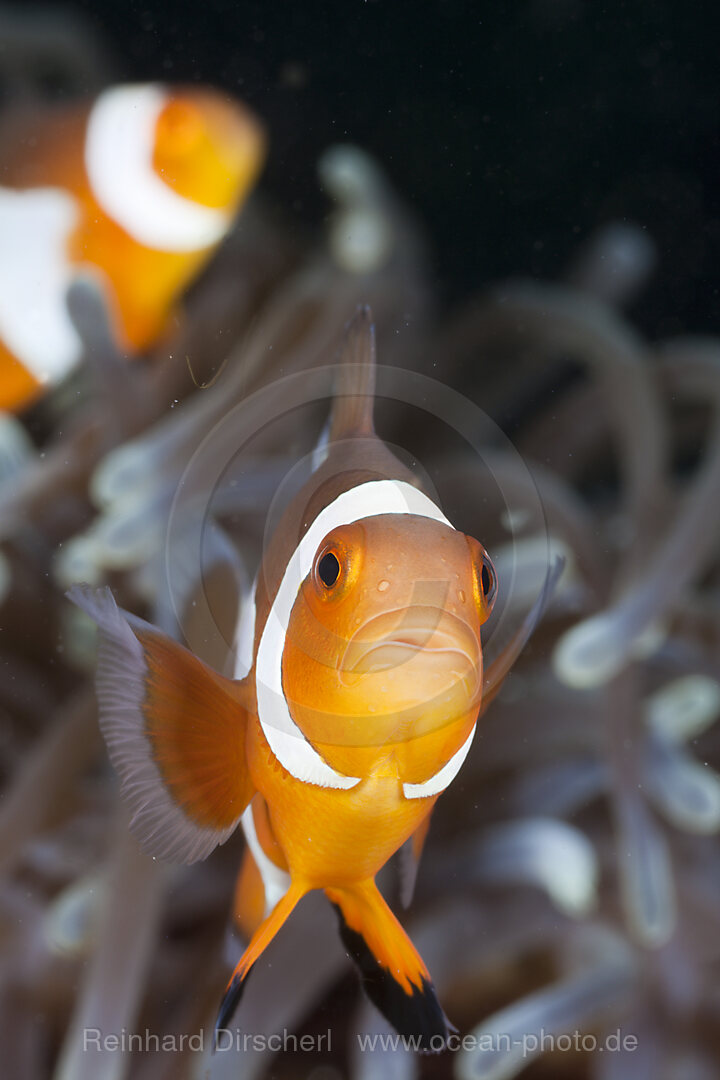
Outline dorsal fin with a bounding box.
[329,305,377,441]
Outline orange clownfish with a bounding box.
[0,83,265,412]
[68,310,501,1048]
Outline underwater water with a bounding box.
[0,2,719,1079]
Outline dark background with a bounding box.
[72,0,719,334]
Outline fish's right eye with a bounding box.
[309,524,363,600]
[316,549,341,589]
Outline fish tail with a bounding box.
[0,344,42,413]
[326,878,450,1050]
[214,879,308,1043]
[231,845,266,940]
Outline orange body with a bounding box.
[242,512,484,892]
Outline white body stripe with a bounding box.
[240,805,291,915]
[255,479,451,789]
[0,186,83,381]
[85,84,230,253]
[402,722,477,799]
[234,581,257,679]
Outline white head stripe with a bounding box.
[402,722,477,799]
[85,84,230,253]
[255,479,452,788]
[0,186,82,381]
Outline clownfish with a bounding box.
[68,309,502,1048]
[0,83,265,413]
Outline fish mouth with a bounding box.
[341,606,481,687]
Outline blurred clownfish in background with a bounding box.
[0,83,265,412]
[69,310,556,1048]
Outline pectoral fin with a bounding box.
[68,584,254,864]
[481,553,565,712]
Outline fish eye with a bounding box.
[478,551,498,613]
[316,549,341,589]
[309,525,363,600]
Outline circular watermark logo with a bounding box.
[165,362,551,753]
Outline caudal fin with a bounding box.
[326,879,450,1050]
[215,880,307,1041]
[232,846,266,941]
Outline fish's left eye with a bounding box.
[316,549,341,589]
